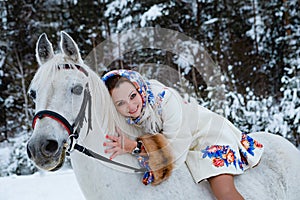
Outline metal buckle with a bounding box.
[66,134,77,156]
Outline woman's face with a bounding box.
[111,81,143,118]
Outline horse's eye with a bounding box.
[29,90,36,99]
[71,85,83,95]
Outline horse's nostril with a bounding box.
[41,140,59,156]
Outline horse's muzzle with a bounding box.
[26,137,67,171]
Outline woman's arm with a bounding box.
[159,89,193,166]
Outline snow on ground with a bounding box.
[0,169,85,200]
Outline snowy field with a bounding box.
[0,169,85,200]
[0,141,84,200]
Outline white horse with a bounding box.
[27,32,300,200]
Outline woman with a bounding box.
[102,69,264,199]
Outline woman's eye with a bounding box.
[71,85,83,95]
[130,93,136,100]
[29,90,36,100]
[116,101,124,107]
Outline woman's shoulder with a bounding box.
[148,79,166,89]
[149,80,172,99]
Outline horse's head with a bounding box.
[27,31,91,171]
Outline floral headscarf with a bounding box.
[102,69,155,125]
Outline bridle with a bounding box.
[31,66,145,173]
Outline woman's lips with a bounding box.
[129,106,139,115]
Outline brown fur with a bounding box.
[137,134,174,185]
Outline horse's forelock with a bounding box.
[31,55,88,96]
[30,61,58,90]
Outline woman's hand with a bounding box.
[103,127,137,160]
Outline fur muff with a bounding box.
[137,133,174,185]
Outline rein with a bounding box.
[31,76,145,173]
[72,143,146,173]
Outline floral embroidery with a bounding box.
[154,90,166,116]
[238,149,248,170]
[213,158,224,167]
[202,133,263,170]
[241,133,263,156]
[202,145,237,168]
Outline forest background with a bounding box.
[0,0,299,176]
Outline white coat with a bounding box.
[136,79,264,183]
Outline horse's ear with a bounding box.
[36,33,54,66]
[60,31,83,63]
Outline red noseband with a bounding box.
[32,110,74,135]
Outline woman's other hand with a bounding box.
[103,127,137,160]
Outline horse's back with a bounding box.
[238,132,300,200]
